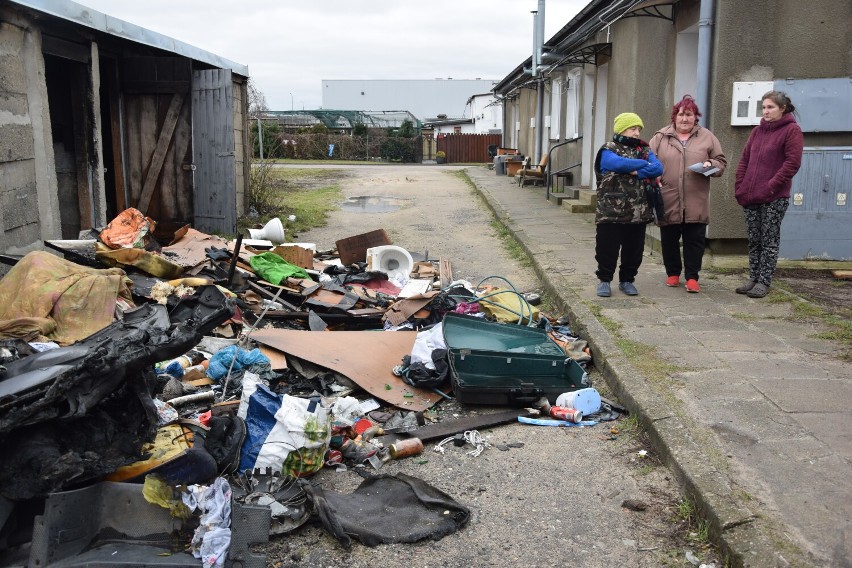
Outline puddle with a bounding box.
[340,196,410,213]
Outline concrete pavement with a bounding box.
[465,165,852,568]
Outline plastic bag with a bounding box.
[238,384,330,478]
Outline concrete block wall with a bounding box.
[0,17,60,258]
[0,21,42,255]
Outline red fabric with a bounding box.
[360,278,401,296]
[197,410,212,426]
[100,207,156,249]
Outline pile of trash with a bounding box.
[0,210,617,567]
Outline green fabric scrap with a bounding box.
[249,252,310,285]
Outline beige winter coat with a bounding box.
[649,125,727,226]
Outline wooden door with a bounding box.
[191,69,237,235]
[122,57,193,235]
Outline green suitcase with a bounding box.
[442,313,589,406]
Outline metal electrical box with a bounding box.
[780,147,852,260]
[731,78,852,131]
[775,77,852,133]
[731,81,773,126]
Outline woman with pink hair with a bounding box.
[650,95,727,293]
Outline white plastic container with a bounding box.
[555,387,602,416]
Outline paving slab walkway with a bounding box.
[466,166,852,568]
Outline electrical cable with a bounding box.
[445,275,536,326]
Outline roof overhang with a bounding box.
[622,0,679,22]
[554,42,612,67]
[9,0,249,77]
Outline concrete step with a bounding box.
[561,187,596,213]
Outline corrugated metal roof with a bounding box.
[10,0,249,77]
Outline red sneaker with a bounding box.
[685,279,700,293]
[665,275,680,287]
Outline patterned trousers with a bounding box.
[743,198,789,286]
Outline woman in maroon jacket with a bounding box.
[734,91,803,298]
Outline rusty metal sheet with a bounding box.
[335,229,390,265]
[250,328,442,411]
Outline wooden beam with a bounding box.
[439,256,452,289]
[136,93,184,214]
[107,63,126,212]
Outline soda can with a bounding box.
[549,406,583,423]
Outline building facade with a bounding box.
[495,0,851,256]
[0,0,251,256]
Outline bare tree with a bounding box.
[245,79,278,217]
[248,78,268,117]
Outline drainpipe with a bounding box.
[696,0,715,126]
[534,0,546,164]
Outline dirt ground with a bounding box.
[772,268,852,319]
[256,164,720,567]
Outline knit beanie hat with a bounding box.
[613,112,644,134]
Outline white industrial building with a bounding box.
[321,79,498,122]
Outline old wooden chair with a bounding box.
[518,154,549,187]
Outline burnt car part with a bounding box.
[24,481,268,567]
[0,286,235,501]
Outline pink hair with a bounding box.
[670,95,702,124]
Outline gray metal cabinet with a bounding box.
[780,147,852,260]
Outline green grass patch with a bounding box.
[615,338,687,387]
[704,266,745,276]
[452,170,477,191]
[730,312,762,322]
[758,284,852,359]
[537,292,557,314]
[281,184,342,234]
[637,463,656,476]
[674,498,712,545]
[617,413,640,436]
[454,170,533,268]
[489,221,533,268]
[241,166,344,237]
[266,158,386,165]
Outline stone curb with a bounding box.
[469,173,814,568]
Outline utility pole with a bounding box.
[289,92,294,111]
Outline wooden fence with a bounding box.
[436,133,502,163]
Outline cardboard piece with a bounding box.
[257,344,288,370]
[250,328,443,411]
[382,292,439,326]
[335,229,390,265]
[272,245,314,269]
[161,228,229,269]
[398,278,434,298]
[410,262,436,278]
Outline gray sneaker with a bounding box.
[596,281,611,297]
[619,282,639,296]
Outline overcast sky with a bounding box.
[76,0,587,111]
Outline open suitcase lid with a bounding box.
[441,312,564,356]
